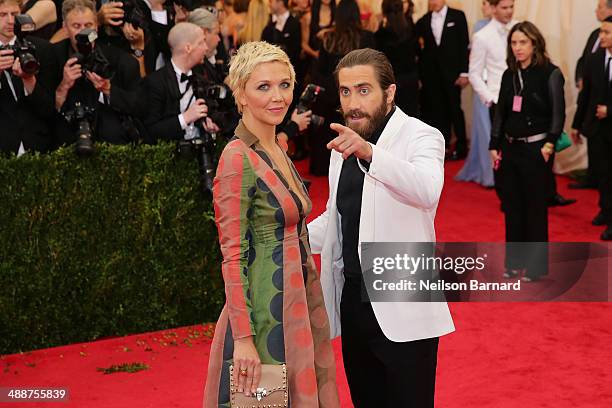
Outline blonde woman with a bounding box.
[203,41,340,408]
[235,0,269,46]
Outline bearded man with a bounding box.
[307,48,455,407]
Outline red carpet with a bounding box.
[1,159,611,408]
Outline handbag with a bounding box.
[230,364,288,408]
[555,131,572,153]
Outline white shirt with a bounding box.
[431,5,448,46]
[606,49,612,83]
[469,18,518,105]
[172,60,199,140]
[0,37,18,102]
[143,0,168,70]
[272,10,290,32]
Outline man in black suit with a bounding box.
[416,0,469,160]
[0,0,55,155]
[52,0,143,147]
[145,22,217,141]
[570,0,612,189]
[261,0,301,70]
[572,17,612,240]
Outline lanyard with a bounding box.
[513,69,524,97]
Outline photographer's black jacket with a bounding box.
[50,39,144,146]
[144,64,190,141]
[0,36,56,155]
[144,63,239,142]
[96,0,173,75]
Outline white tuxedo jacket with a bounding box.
[468,18,518,105]
[307,108,455,342]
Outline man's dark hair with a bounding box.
[488,0,509,6]
[606,15,612,23]
[334,48,395,91]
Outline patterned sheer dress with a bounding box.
[203,121,340,408]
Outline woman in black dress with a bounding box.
[375,0,418,117]
[309,0,374,176]
[489,21,565,282]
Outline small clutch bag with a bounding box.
[229,364,288,408]
[555,131,572,153]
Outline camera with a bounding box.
[74,29,114,79]
[0,14,40,75]
[121,0,147,29]
[297,84,325,129]
[63,102,97,157]
[177,74,234,196]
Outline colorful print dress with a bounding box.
[203,121,340,408]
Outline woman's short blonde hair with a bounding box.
[227,41,296,113]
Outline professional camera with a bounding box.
[63,102,97,157]
[177,74,234,196]
[74,29,114,79]
[297,84,325,129]
[0,14,40,75]
[121,0,147,29]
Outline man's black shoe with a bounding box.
[600,226,612,241]
[592,212,606,226]
[548,194,577,207]
[568,181,597,189]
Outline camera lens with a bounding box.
[19,52,40,75]
[74,121,95,157]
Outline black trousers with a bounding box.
[490,105,558,205]
[598,129,612,225]
[340,281,439,408]
[500,139,549,277]
[587,130,604,188]
[421,78,467,155]
[490,104,504,203]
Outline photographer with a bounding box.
[52,0,143,148]
[0,0,56,155]
[97,0,173,74]
[186,8,237,135]
[144,22,218,141]
[186,7,223,82]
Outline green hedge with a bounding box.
[0,143,225,354]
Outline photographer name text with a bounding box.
[372,279,521,291]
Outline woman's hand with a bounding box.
[541,143,554,163]
[489,150,501,169]
[233,336,261,397]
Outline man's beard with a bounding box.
[341,94,390,140]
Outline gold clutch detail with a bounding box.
[229,364,288,408]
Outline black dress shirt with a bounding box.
[337,106,395,283]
